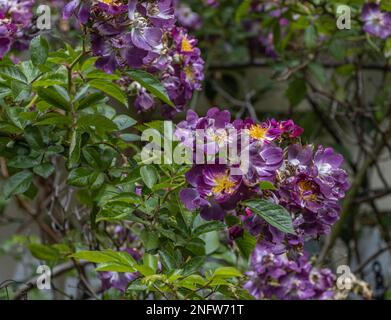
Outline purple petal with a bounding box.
[200,203,226,221]
[62,0,80,20]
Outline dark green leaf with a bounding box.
[182,256,205,276]
[193,221,225,236]
[67,167,93,187]
[242,199,295,234]
[37,87,69,110]
[235,231,256,259]
[3,171,33,199]
[33,163,55,178]
[89,79,127,106]
[140,165,158,189]
[113,114,137,130]
[30,35,49,66]
[127,70,175,108]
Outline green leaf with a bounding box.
[89,79,127,106]
[3,171,33,199]
[140,230,160,251]
[140,165,158,189]
[385,38,391,59]
[235,231,256,259]
[158,250,176,271]
[30,35,49,66]
[35,113,72,126]
[242,199,295,234]
[213,267,242,278]
[33,163,55,178]
[37,87,69,110]
[182,256,205,276]
[89,171,105,190]
[95,262,134,273]
[126,70,175,108]
[304,25,317,48]
[235,0,251,24]
[77,114,117,132]
[308,62,327,85]
[28,243,60,262]
[67,167,93,187]
[286,77,307,107]
[24,126,44,149]
[143,253,158,273]
[259,181,276,191]
[68,130,81,167]
[193,221,225,236]
[113,114,137,130]
[82,146,102,169]
[71,250,136,266]
[184,238,205,256]
[0,66,28,83]
[119,133,140,142]
[8,156,41,169]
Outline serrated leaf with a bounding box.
[3,171,33,199]
[182,256,205,277]
[193,221,225,236]
[67,167,93,187]
[127,70,175,108]
[242,199,295,234]
[0,66,28,83]
[158,250,176,271]
[33,163,55,178]
[140,165,158,189]
[89,79,127,106]
[213,267,242,278]
[37,87,69,110]
[235,231,256,259]
[71,250,136,266]
[30,35,49,66]
[113,114,137,130]
[68,130,81,167]
[143,253,158,273]
[28,243,60,262]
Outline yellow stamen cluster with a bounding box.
[99,0,121,6]
[248,124,268,141]
[184,66,194,82]
[181,37,194,52]
[212,172,236,195]
[298,180,317,201]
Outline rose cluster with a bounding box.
[0,0,35,59]
[244,244,335,300]
[63,0,204,114]
[176,107,349,299]
[177,107,349,252]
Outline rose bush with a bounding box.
[1,0,390,300]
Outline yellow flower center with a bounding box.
[184,66,194,82]
[248,124,268,141]
[99,0,121,6]
[298,180,317,201]
[181,37,193,52]
[212,172,237,195]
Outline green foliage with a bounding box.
[241,199,295,234]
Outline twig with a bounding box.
[13,261,90,300]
